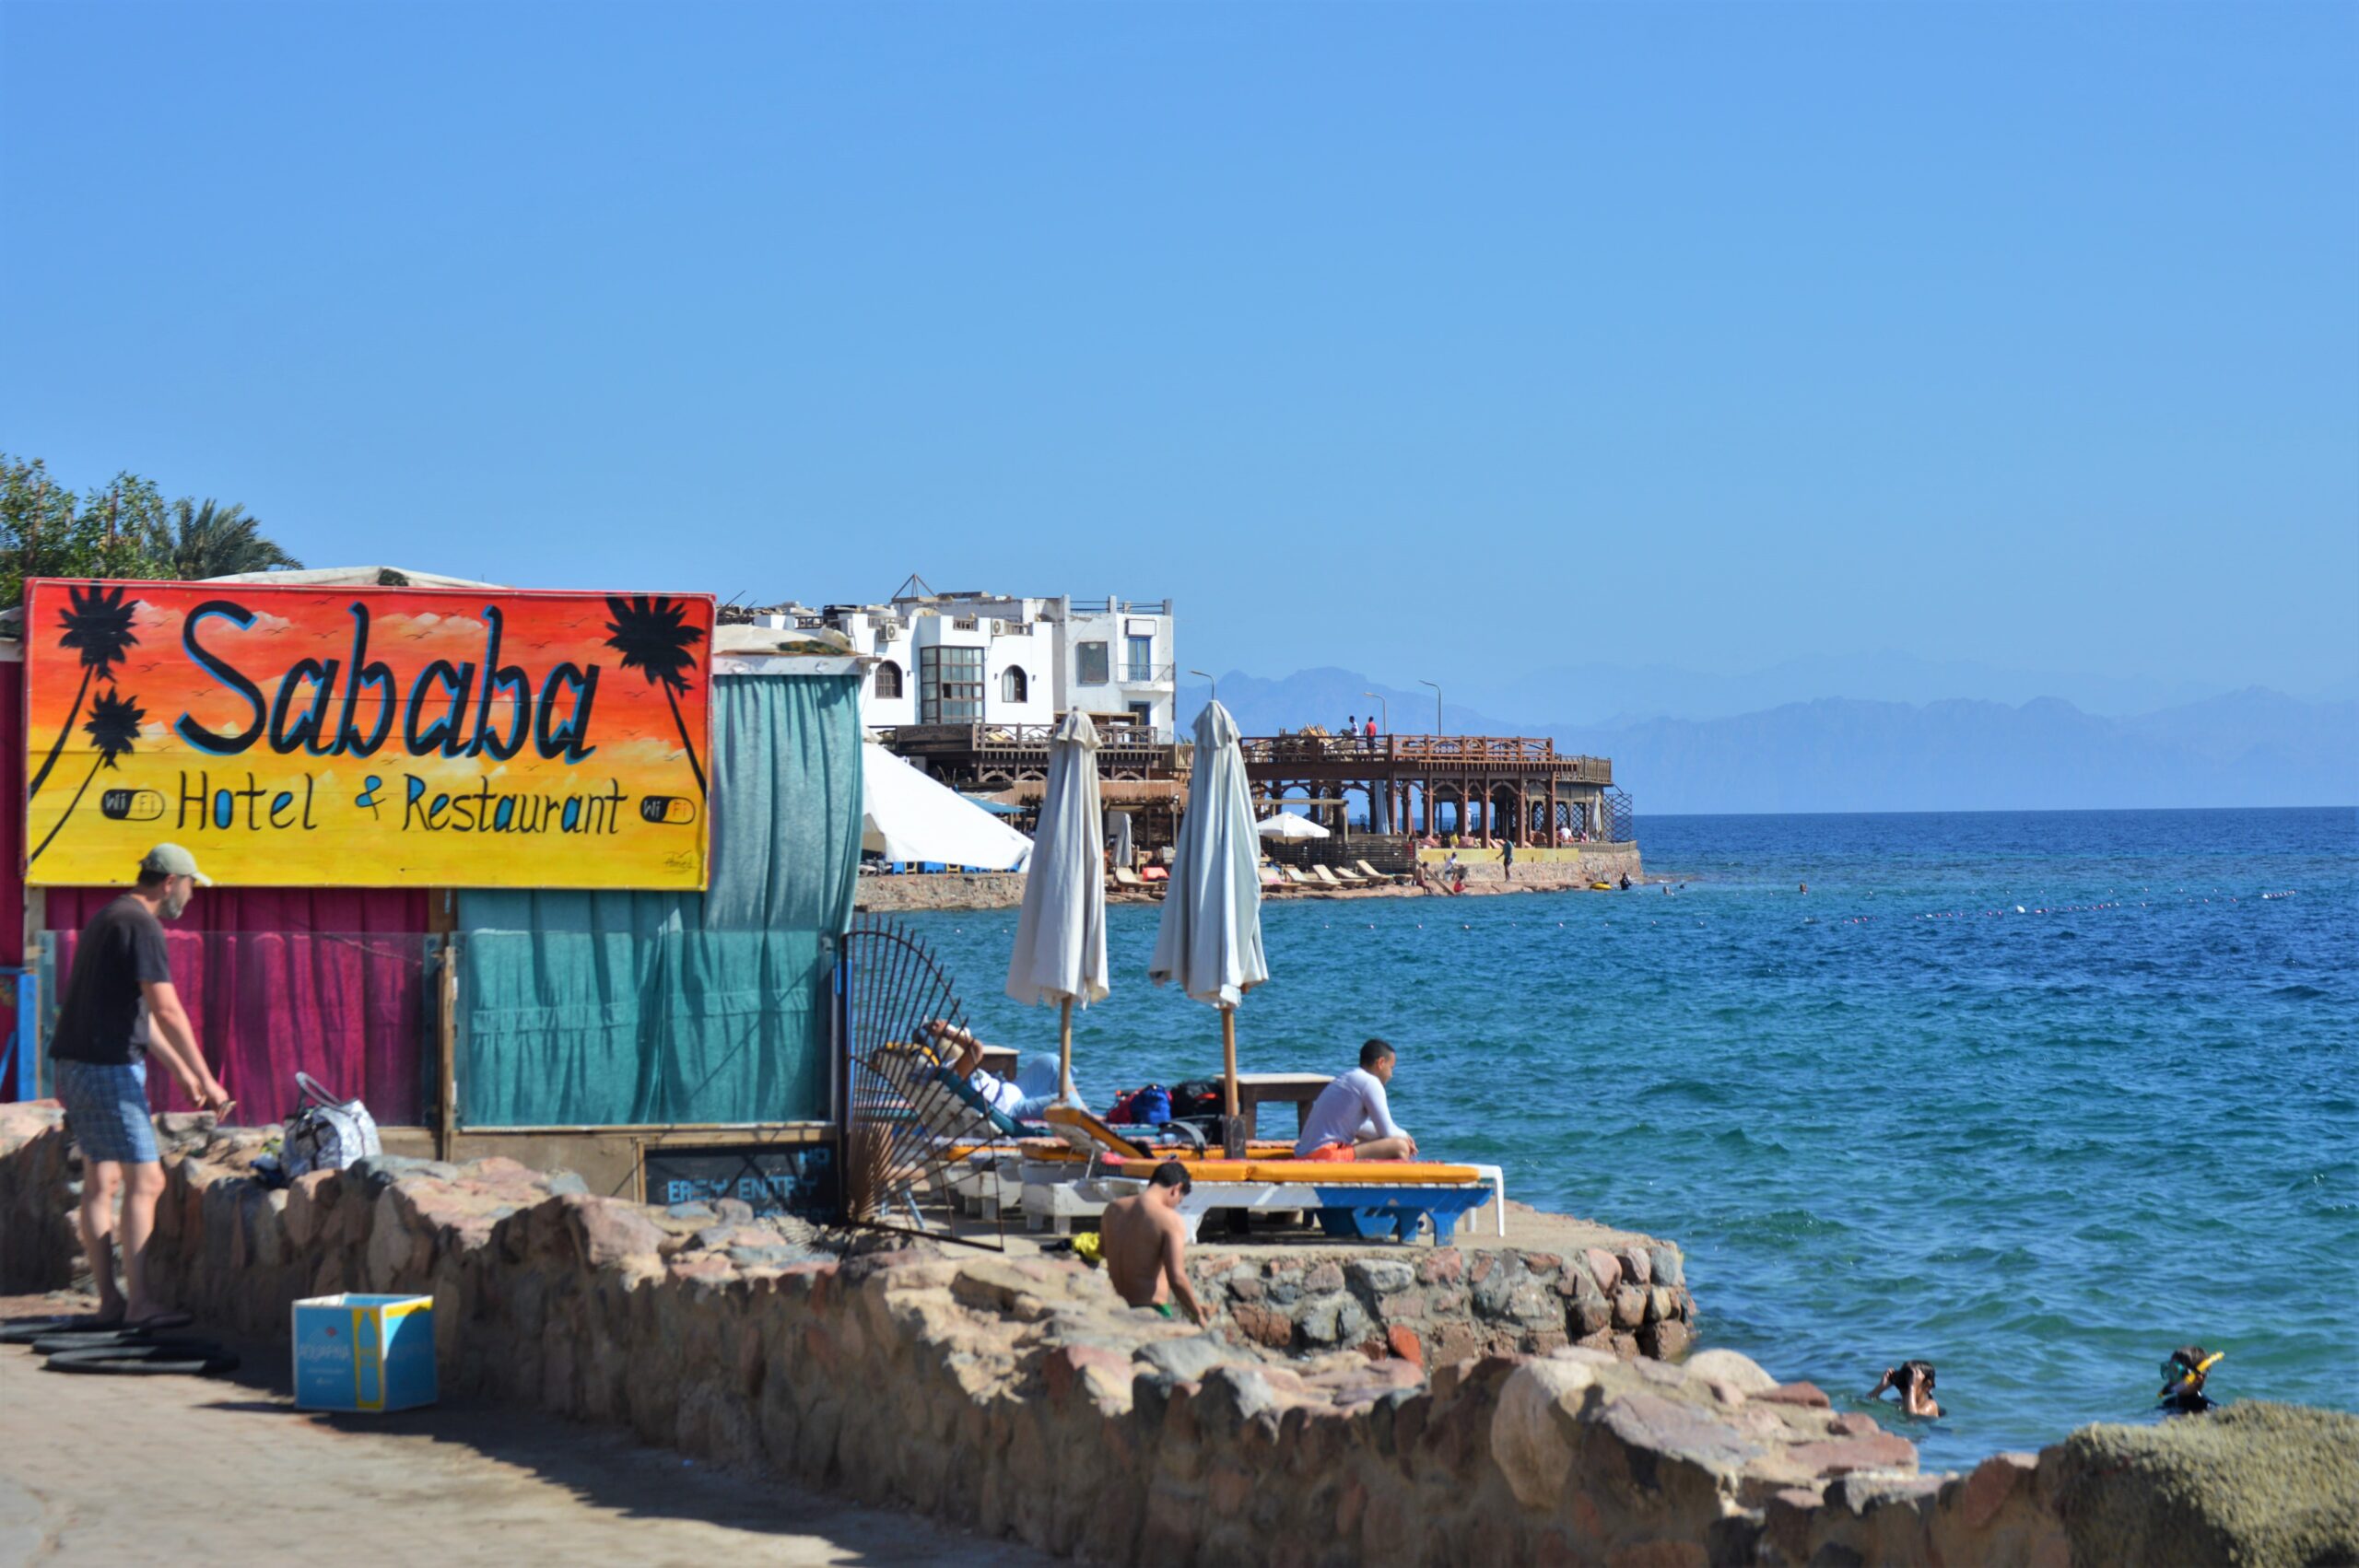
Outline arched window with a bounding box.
[874,661,904,699]
[1002,667,1028,703]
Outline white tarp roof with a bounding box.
[862,743,1032,870]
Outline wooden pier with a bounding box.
[1240,732,1628,844]
[875,721,1631,848]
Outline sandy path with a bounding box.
[0,1294,1041,1567]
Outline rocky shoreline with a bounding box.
[3,1103,2350,1565]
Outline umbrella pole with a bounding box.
[1058,996,1074,1104]
[1221,1005,1244,1158]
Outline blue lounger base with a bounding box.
[1315,1186,1493,1245]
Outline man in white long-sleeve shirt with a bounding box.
[1294,1039,1418,1162]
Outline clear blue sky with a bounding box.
[4,3,2353,705]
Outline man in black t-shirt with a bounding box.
[49,843,229,1328]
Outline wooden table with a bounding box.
[1233,1072,1333,1141]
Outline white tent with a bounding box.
[1255,813,1330,840]
[861,743,1032,871]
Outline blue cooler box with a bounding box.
[292,1293,437,1411]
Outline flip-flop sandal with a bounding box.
[30,1333,223,1357]
[122,1311,194,1334]
[43,1344,241,1377]
[0,1316,121,1345]
[22,1317,196,1352]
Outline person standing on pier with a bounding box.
[1501,836,1515,881]
[1296,1039,1417,1162]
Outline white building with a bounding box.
[743,579,1178,740]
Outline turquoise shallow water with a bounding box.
[900,806,2357,1471]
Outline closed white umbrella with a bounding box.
[1148,699,1268,1155]
[1005,710,1108,1102]
[861,743,1033,870]
[1254,813,1330,840]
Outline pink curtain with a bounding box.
[45,887,432,1125]
[1,672,24,1101]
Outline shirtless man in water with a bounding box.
[1099,1161,1209,1325]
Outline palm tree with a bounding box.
[29,582,139,799]
[151,498,302,579]
[29,687,145,867]
[603,594,707,796]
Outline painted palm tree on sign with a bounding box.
[29,582,140,799]
[603,594,707,796]
[29,687,145,867]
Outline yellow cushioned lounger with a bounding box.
[1102,1155,1484,1185]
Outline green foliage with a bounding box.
[0,454,303,605]
[149,497,304,579]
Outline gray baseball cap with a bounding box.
[140,843,213,885]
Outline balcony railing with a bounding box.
[1235,733,1612,778]
[1123,661,1175,685]
[879,722,1181,753]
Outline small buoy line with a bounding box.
[1816,890,2300,926]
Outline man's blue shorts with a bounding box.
[54,1058,159,1165]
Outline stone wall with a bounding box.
[1418,845,1646,891]
[1184,1243,1696,1367]
[5,1103,2352,1567]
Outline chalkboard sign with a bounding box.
[642,1141,839,1220]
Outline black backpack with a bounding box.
[1168,1079,1224,1120]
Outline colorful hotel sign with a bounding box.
[22,580,714,889]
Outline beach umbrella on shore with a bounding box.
[1254,813,1329,840]
[1005,710,1108,1102]
[1149,699,1268,1155]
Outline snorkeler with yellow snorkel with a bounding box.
[2158,1345,2225,1415]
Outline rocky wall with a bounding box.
[1182,1244,1696,1366]
[4,1103,2352,1567]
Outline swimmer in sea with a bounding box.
[1870,1360,1942,1419]
[2157,1345,2224,1416]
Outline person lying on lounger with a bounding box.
[919,1020,1063,1119]
[1101,1161,1209,1324]
[1295,1038,1418,1162]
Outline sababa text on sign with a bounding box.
[176,600,600,761]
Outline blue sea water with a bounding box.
[900,806,2358,1471]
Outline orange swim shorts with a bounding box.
[1302,1141,1356,1163]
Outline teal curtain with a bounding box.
[456,673,862,1127]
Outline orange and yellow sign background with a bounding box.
[22,580,714,889]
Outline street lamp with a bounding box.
[1361,691,1387,735]
[1417,680,1442,735]
[1189,669,1216,704]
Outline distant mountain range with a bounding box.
[1183,668,2357,814]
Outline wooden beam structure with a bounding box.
[1239,733,1621,846]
